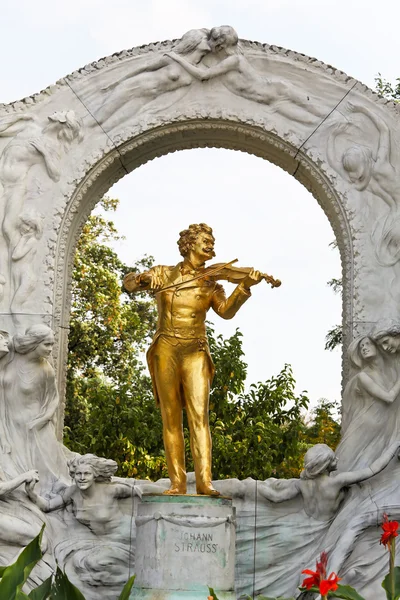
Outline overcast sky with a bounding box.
[1,0,399,406]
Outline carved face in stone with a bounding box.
[0,332,9,358]
[191,231,215,263]
[208,26,238,54]
[328,456,338,472]
[342,147,372,190]
[359,337,377,359]
[377,335,400,355]
[32,332,54,359]
[75,464,95,490]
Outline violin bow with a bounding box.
[155,259,239,293]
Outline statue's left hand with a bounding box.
[25,479,38,494]
[240,269,263,289]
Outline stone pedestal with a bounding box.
[132,495,236,599]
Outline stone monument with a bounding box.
[1,23,400,599]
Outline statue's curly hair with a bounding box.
[177,223,214,258]
[70,454,118,482]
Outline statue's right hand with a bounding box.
[25,470,39,483]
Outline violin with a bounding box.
[202,260,281,288]
[158,259,281,292]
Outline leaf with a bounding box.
[117,575,135,600]
[382,566,400,600]
[329,584,366,600]
[208,587,218,600]
[0,526,44,600]
[28,575,53,599]
[257,596,295,599]
[50,566,86,600]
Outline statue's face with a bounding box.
[359,337,376,359]
[378,335,400,354]
[34,334,54,359]
[0,334,9,355]
[75,465,95,490]
[191,231,215,262]
[329,456,338,472]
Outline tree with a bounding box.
[63,197,166,479]
[375,74,400,102]
[302,399,341,450]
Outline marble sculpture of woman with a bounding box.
[0,324,69,490]
[326,103,400,265]
[335,335,400,471]
[0,111,83,310]
[26,454,141,596]
[250,441,400,597]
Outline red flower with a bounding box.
[320,573,341,594]
[301,569,320,589]
[302,552,341,594]
[380,514,399,548]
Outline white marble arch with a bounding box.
[1,27,400,437]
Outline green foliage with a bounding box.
[375,75,400,102]
[0,525,44,599]
[25,577,52,600]
[382,566,400,600]
[64,197,164,478]
[303,400,341,450]
[51,567,86,600]
[299,585,366,599]
[331,585,367,600]
[0,528,135,599]
[325,325,343,352]
[117,575,136,600]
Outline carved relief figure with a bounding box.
[0,329,11,454]
[11,211,43,315]
[326,103,400,265]
[166,26,326,125]
[123,223,265,496]
[0,111,83,306]
[371,319,400,355]
[97,28,212,128]
[335,336,400,471]
[26,454,140,592]
[26,454,140,536]
[0,325,69,489]
[252,442,400,597]
[0,469,42,546]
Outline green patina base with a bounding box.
[130,587,235,600]
[140,494,233,506]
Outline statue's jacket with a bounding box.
[124,262,251,404]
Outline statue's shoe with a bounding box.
[163,486,187,495]
[196,485,221,496]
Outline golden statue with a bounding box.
[124,223,280,496]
